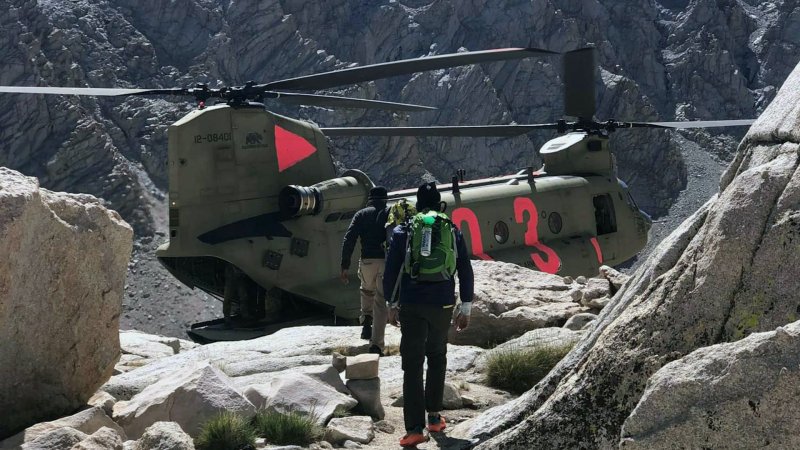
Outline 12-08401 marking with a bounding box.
[194,132,232,143]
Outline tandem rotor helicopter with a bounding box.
[0,47,754,341]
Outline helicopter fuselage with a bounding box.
[156,103,651,323]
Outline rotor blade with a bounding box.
[263,47,558,91]
[563,47,596,119]
[0,86,188,97]
[267,92,435,111]
[627,119,756,129]
[320,124,561,137]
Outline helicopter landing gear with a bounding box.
[223,264,272,328]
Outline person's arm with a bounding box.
[340,210,363,271]
[454,230,474,330]
[455,230,474,304]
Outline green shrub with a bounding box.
[252,410,322,446]
[485,344,573,395]
[195,411,256,450]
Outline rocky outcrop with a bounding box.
[71,427,124,450]
[112,362,255,439]
[1,407,125,449]
[0,168,133,438]
[464,60,800,448]
[620,321,800,449]
[450,261,605,346]
[131,422,194,450]
[244,374,356,426]
[102,327,389,401]
[324,416,375,445]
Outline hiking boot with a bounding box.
[399,428,429,448]
[427,414,446,432]
[368,344,384,357]
[360,316,372,340]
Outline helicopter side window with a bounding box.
[593,194,617,236]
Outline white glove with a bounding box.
[459,302,472,316]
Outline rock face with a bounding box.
[345,379,385,420]
[465,61,800,448]
[0,168,133,438]
[324,416,375,445]
[71,427,123,450]
[133,422,194,450]
[345,354,380,380]
[103,326,390,401]
[244,374,357,426]
[1,407,126,449]
[20,427,87,450]
[620,321,800,449]
[450,261,593,346]
[113,362,255,439]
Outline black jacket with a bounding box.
[382,224,474,306]
[340,200,389,269]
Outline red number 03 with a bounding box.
[514,197,561,274]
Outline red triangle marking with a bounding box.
[275,125,317,172]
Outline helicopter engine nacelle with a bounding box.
[279,169,374,218]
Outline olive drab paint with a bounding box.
[156,103,651,338]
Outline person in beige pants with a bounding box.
[358,258,388,352]
[340,186,390,355]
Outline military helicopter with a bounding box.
[0,47,754,342]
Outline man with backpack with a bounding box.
[383,182,474,447]
[341,186,390,355]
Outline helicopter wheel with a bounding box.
[223,264,272,327]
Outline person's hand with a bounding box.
[388,306,400,327]
[340,269,349,285]
[454,312,470,332]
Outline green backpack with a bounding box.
[404,210,458,282]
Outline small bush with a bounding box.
[195,411,256,450]
[252,410,322,446]
[332,405,352,418]
[485,344,573,395]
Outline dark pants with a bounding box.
[399,303,453,432]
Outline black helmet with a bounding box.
[415,182,440,211]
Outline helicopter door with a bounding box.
[593,194,617,235]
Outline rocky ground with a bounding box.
[0,323,589,449]
[120,236,218,338]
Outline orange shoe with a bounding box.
[427,415,447,433]
[399,431,429,447]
